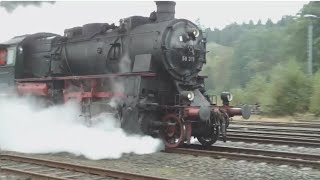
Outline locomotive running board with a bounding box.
[15,72,156,82]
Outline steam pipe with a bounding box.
[224,105,251,119]
[184,105,251,120]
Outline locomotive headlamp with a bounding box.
[18,46,23,52]
[187,92,195,101]
[186,28,199,40]
[220,92,233,105]
[181,91,195,101]
[193,29,200,38]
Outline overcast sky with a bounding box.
[0,1,308,42]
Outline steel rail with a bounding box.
[1,167,68,180]
[0,154,169,180]
[227,133,320,143]
[295,119,320,123]
[228,129,320,139]
[225,136,320,147]
[229,125,320,134]
[231,121,320,128]
[188,144,320,160]
[232,120,320,124]
[165,144,320,169]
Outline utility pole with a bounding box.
[308,22,313,75]
[304,14,320,75]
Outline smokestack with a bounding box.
[156,1,176,22]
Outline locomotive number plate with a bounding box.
[182,56,195,62]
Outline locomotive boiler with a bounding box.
[0,1,250,148]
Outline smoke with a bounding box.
[0,1,55,13]
[119,53,132,73]
[0,95,163,160]
[119,36,132,73]
[109,80,125,108]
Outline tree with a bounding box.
[277,16,294,26]
[195,18,206,30]
[201,1,319,116]
[249,20,254,26]
[309,72,320,115]
[201,43,233,93]
[284,19,308,68]
[257,20,262,26]
[300,1,320,17]
[230,27,288,87]
[266,18,274,28]
[262,60,311,115]
[205,28,221,43]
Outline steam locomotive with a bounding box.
[0,1,250,148]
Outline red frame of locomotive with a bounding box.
[16,72,155,102]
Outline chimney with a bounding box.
[156,1,176,22]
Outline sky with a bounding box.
[0,1,308,42]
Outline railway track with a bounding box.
[225,131,320,147]
[227,121,320,147]
[165,144,320,169]
[0,154,168,180]
[229,125,320,135]
[295,119,320,123]
[231,121,320,128]
[228,129,320,139]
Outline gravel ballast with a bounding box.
[1,149,320,180]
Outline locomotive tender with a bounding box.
[0,1,250,148]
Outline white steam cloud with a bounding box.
[0,96,163,160]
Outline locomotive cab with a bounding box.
[0,46,16,66]
[0,45,17,86]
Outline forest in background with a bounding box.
[201,1,320,116]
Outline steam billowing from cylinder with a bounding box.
[0,1,55,13]
[0,95,163,159]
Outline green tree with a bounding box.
[300,1,320,17]
[309,72,320,115]
[195,18,206,31]
[249,20,254,26]
[257,20,262,26]
[230,27,288,87]
[230,88,246,106]
[243,75,268,104]
[201,43,233,93]
[284,19,308,67]
[266,18,274,27]
[262,60,311,115]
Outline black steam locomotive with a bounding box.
[0,1,250,147]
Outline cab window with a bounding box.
[0,47,16,66]
[0,49,6,65]
[6,47,16,65]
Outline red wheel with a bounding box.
[160,114,185,148]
